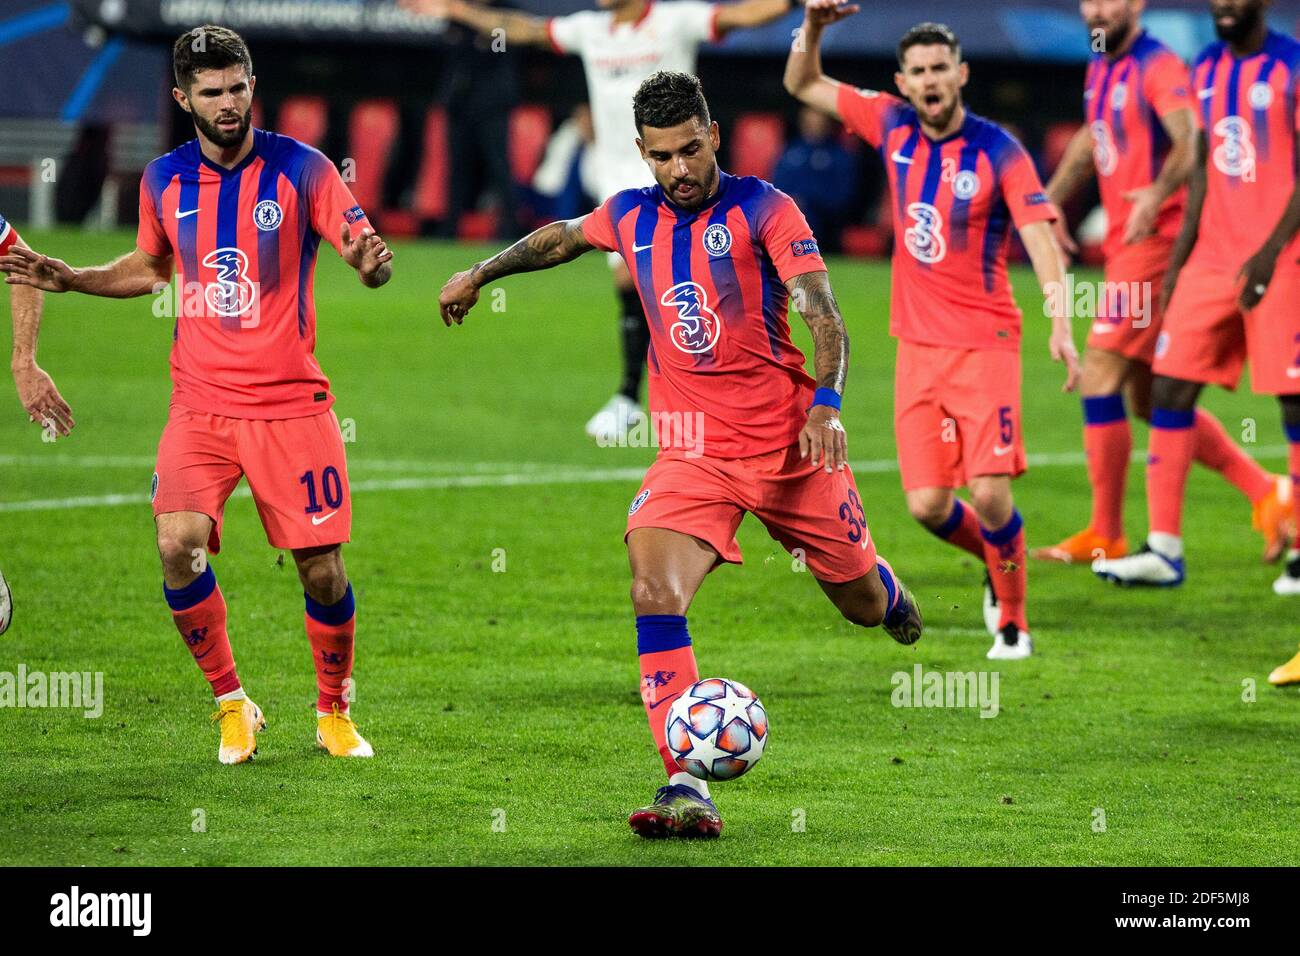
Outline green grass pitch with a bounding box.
[1,228,1296,866]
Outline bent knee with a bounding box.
[630,576,690,616]
[906,492,952,529]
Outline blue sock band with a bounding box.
[1082,393,1127,425]
[1285,421,1300,444]
[163,564,216,612]
[1151,406,1196,430]
[876,562,899,614]
[636,614,690,655]
[981,509,1024,546]
[933,499,968,539]
[305,583,355,626]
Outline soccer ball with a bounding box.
[664,678,768,781]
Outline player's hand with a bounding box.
[1237,246,1278,311]
[13,362,74,436]
[0,246,77,293]
[804,0,860,29]
[1050,326,1081,393]
[439,269,480,326]
[800,404,847,473]
[341,224,393,283]
[1121,186,1161,245]
[1050,211,1078,260]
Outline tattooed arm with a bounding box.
[438,217,594,326]
[787,269,849,472]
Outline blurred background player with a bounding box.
[0,26,393,762]
[404,0,799,444]
[2,211,76,636]
[1092,0,1300,593]
[773,106,860,253]
[1034,0,1290,566]
[786,4,1079,660]
[438,71,922,839]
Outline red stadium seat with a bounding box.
[730,112,784,180]
[1044,121,1083,174]
[347,99,400,214]
[276,96,327,148]
[509,105,552,184]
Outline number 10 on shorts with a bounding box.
[300,466,343,514]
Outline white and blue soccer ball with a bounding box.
[665,678,768,781]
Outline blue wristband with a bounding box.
[812,388,842,410]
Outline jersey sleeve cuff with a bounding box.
[708,4,723,43]
[545,18,566,55]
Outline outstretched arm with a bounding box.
[787,269,848,472]
[8,236,73,436]
[1019,220,1080,393]
[439,217,595,325]
[783,0,859,118]
[1160,131,1206,314]
[1042,124,1094,257]
[0,244,171,298]
[402,0,552,47]
[1122,107,1196,246]
[715,0,797,39]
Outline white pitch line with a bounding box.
[0,445,1290,514]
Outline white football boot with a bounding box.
[1092,533,1185,587]
[982,572,1000,637]
[585,394,647,445]
[987,623,1033,660]
[0,565,11,635]
[1273,550,1300,596]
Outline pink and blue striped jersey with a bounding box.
[137,129,369,419]
[836,86,1056,352]
[0,213,17,254]
[582,172,826,458]
[1188,30,1300,274]
[1083,29,1196,258]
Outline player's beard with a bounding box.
[193,106,252,150]
[1091,18,1134,56]
[1212,3,1263,44]
[666,164,717,211]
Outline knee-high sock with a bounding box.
[618,287,651,402]
[636,615,699,780]
[928,498,985,560]
[305,584,356,715]
[1147,408,1198,537]
[1288,423,1300,537]
[1194,408,1273,503]
[165,565,241,698]
[982,510,1027,631]
[1082,394,1131,540]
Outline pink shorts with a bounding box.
[152,404,352,553]
[1087,236,1170,364]
[625,444,877,584]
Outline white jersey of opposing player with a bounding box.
[547,1,720,200]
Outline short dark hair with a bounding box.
[633,71,711,134]
[172,25,253,91]
[897,22,962,67]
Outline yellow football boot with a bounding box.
[1268,645,1300,687]
[1031,528,1128,564]
[210,697,265,765]
[316,703,374,758]
[1252,476,1295,564]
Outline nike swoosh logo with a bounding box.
[646,696,673,710]
[1091,323,1117,334]
[632,242,654,253]
[311,511,339,526]
[174,208,201,219]
[993,445,1013,457]
[890,150,914,165]
[1287,368,1300,378]
[1198,88,1215,99]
